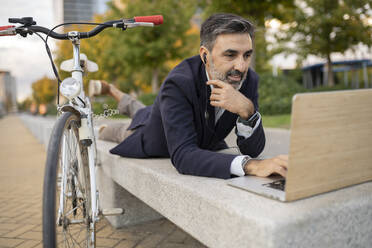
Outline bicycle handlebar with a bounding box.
[0,15,163,40]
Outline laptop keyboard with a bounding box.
[263,179,286,191]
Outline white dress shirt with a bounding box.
[206,72,262,176]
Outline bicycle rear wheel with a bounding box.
[43,112,95,247]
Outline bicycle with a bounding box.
[0,15,163,247]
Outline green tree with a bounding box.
[55,0,199,94]
[103,0,199,93]
[31,76,57,104]
[199,0,296,73]
[274,0,372,86]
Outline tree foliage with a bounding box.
[54,0,199,94]
[274,0,372,86]
[200,0,296,26]
[31,76,57,104]
[259,72,306,114]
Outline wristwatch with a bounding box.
[241,156,250,175]
[238,111,260,128]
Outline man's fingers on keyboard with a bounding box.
[274,165,287,178]
[273,157,288,169]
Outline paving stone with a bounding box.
[0,116,205,248]
[14,240,40,248]
[135,233,165,248]
[113,239,137,248]
[0,224,21,231]
[2,225,36,238]
[17,231,42,241]
[162,229,188,244]
[96,224,115,238]
[157,243,196,248]
[13,213,34,224]
[31,242,42,248]
[96,237,121,247]
[183,235,206,247]
[0,237,24,248]
[109,230,147,241]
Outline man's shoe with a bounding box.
[89,80,110,97]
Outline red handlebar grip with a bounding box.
[0,25,16,36]
[0,25,15,31]
[134,15,163,25]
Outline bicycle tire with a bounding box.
[43,112,95,247]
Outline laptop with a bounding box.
[228,89,372,202]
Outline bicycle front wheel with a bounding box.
[43,112,95,247]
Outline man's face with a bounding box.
[207,33,253,89]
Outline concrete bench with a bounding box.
[96,139,372,248]
[19,114,372,248]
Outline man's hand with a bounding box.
[207,80,254,119]
[244,155,289,178]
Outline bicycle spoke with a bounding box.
[44,114,93,247]
[66,226,83,248]
[64,201,85,218]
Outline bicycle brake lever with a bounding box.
[124,22,154,28]
[9,17,36,26]
[15,27,33,37]
[112,22,126,30]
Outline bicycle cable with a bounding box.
[34,22,112,106]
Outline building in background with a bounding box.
[0,71,17,114]
[54,0,110,24]
[302,59,372,89]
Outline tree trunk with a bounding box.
[326,53,335,87]
[151,67,159,93]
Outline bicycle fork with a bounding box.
[79,114,98,247]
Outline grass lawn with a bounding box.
[106,112,292,129]
[262,114,291,129]
[108,114,293,129]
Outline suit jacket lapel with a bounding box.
[214,110,237,141]
[198,65,216,148]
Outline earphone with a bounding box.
[203,53,207,65]
[203,53,209,120]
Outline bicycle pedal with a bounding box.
[101,208,124,216]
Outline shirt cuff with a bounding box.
[236,112,262,139]
[230,155,250,176]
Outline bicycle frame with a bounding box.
[1,15,163,247]
[57,31,100,234]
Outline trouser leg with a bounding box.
[98,93,145,143]
[117,93,146,118]
[98,121,138,143]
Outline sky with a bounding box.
[0,0,108,102]
[0,0,57,101]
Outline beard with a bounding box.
[209,58,247,89]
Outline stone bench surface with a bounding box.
[97,140,372,248]
[19,114,372,248]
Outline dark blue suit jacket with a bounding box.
[110,55,265,179]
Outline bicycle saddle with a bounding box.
[60,53,99,73]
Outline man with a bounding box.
[92,13,288,179]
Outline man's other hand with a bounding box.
[207,80,254,119]
[244,155,289,178]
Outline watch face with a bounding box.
[247,112,259,127]
[241,156,249,166]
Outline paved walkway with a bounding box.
[0,115,204,248]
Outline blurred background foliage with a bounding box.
[272,0,372,86]
[20,0,372,126]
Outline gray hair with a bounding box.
[200,13,255,51]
